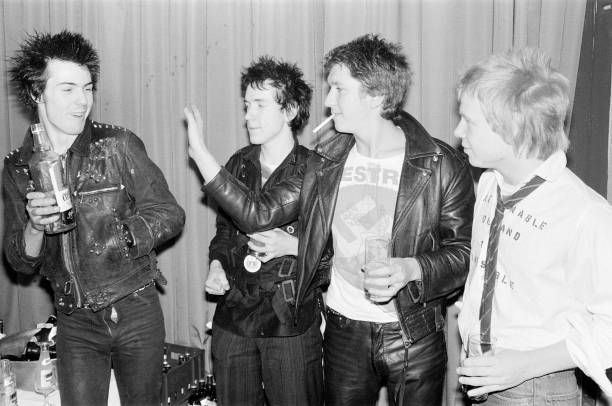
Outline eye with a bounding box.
[84,86,93,93]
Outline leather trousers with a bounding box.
[324,307,446,406]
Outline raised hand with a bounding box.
[183,105,221,182]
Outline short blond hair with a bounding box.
[457,48,570,159]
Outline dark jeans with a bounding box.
[56,285,165,406]
[324,307,446,406]
[211,317,324,406]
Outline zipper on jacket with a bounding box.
[77,184,124,197]
[60,152,84,307]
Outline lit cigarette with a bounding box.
[312,114,335,134]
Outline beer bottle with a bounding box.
[161,346,171,373]
[28,123,76,234]
[202,374,217,406]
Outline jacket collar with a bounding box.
[242,139,300,166]
[17,120,94,165]
[314,110,439,162]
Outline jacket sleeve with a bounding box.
[202,161,304,234]
[208,153,245,274]
[208,209,240,275]
[2,160,45,274]
[120,132,185,258]
[414,152,474,303]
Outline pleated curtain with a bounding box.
[0,1,586,405]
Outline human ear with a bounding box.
[368,94,384,110]
[30,91,44,104]
[283,104,298,122]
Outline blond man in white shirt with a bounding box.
[455,48,612,404]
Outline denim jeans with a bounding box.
[211,317,324,406]
[480,370,580,406]
[56,284,165,406]
[324,307,447,406]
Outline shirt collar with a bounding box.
[491,151,567,192]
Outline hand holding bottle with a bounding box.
[28,123,76,234]
[25,191,61,232]
[205,260,230,295]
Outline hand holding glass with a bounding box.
[462,333,496,402]
[363,237,391,302]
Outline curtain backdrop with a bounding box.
[0,0,585,404]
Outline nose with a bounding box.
[454,119,465,139]
[75,88,88,106]
[244,105,255,121]
[324,89,335,109]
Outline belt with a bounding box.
[78,280,155,310]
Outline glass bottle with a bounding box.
[186,384,202,406]
[28,123,76,234]
[34,342,57,405]
[0,359,18,406]
[161,346,171,373]
[202,374,217,406]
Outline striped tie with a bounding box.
[478,175,545,352]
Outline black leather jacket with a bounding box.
[209,143,329,337]
[3,120,185,313]
[205,111,474,341]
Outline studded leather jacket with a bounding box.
[3,120,185,313]
[204,111,474,344]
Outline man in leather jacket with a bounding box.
[186,57,329,405]
[187,34,474,406]
[4,31,185,405]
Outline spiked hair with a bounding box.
[9,30,100,110]
[241,56,312,134]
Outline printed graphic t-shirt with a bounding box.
[327,145,404,322]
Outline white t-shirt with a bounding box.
[327,146,404,322]
[458,151,612,394]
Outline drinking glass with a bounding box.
[462,332,496,402]
[363,236,391,301]
[364,236,390,265]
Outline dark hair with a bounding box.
[323,34,412,120]
[240,56,312,134]
[9,30,100,110]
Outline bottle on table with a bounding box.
[161,346,171,373]
[186,383,203,405]
[33,342,57,406]
[202,374,217,406]
[28,123,76,234]
[0,359,18,406]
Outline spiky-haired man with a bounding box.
[185,55,330,406]
[4,30,185,405]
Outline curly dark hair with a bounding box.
[240,56,312,134]
[9,30,100,111]
[323,34,412,120]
